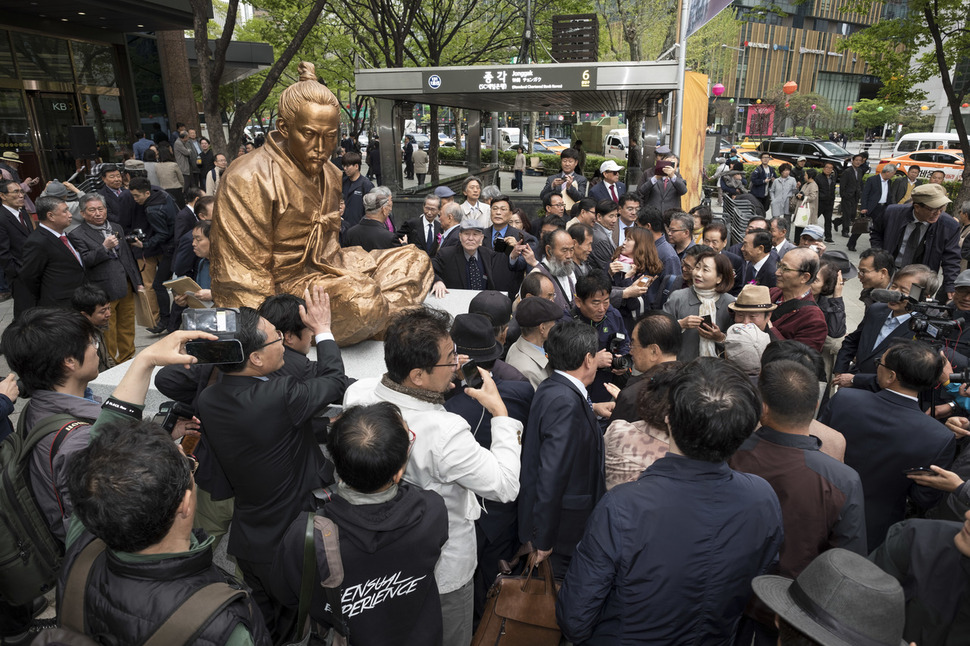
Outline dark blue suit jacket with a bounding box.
[445,378,534,543]
[725,250,745,296]
[819,388,956,551]
[834,304,915,386]
[518,372,605,556]
[740,253,778,289]
[589,181,626,203]
[869,205,961,292]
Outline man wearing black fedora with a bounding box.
[753,548,907,646]
[443,313,534,624]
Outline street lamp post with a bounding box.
[722,43,747,143]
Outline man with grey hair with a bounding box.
[15,196,86,316]
[438,201,464,250]
[767,247,828,351]
[480,184,502,206]
[400,193,442,256]
[344,189,402,252]
[68,193,145,362]
[959,200,970,270]
[666,211,695,259]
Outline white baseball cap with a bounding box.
[599,160,625,173]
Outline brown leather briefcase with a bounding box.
[470,549,561,646]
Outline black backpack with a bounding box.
[0,414,89,605]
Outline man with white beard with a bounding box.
[526,228,576,316]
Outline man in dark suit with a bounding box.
[637,158,688,213]
[98,163,137,230]
[838,154,864,239]
[399,194,442,256]
[519,321,605,578]
[0,179,34,303]
[832,264,939,392]
[748,153,778,211]
[858,164,898,249]
[68,193,145,363]
[820,340,956,551]
[173,186,204,243]
[14,196,85,317]
[539,148,588,203]
[870,183,960,298]
[740,230,778,289]
[482,195,535,294]
[589,160,626,203]
[196,287,349,638]
[890,164,925,205]
[444,313,535,620]
[431,220,504,295]
[816,162,838,242]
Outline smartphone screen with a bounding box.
[185,339,245,364]
[461,360,484,389]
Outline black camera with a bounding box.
[904,284,965,346]
[608,333,632,372]
[125,228,146,244]
[493,237,514,254]
[152,401,195,433]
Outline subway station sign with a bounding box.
[424,67,593,93]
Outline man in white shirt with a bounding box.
[437,201,464,249]
[343,307,521,646]
[770,216,796,259]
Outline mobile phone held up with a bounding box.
[460,360,484,389]
[185,339,245,364]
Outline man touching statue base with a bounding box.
[210,62,432,345]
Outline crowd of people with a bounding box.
[2,115,970,646]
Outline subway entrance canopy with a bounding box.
[354,60,681,192]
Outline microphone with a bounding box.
[870,289,903,303]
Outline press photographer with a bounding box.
[569,272,629,411]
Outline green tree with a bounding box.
[685,10,741,80]
[188,0,330,156]
[843,0,970,201]
[847,98,901,135]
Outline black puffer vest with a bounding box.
[58,530,270,645]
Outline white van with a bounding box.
[892,132,961,157]
[605,129,629,159]
[485,127,521,151]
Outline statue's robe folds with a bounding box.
[210,131,432,345]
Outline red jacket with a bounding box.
[768,288,828,351]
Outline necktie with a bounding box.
[468,256,485,290]
[900,222,924,267]
[745,263,756,284]
[663,177,669,189]
[18,210,31,232]
[60,235,82,265]
[427,223,434,251]
[609,184,618,203]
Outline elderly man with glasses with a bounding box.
[343,306,521,646]
[0,178,34,302]
[870,183,960,300]
[767,247,828,351]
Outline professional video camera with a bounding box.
[870,284,965,346]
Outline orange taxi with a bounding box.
[875,149,964,182]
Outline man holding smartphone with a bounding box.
[196,285,349,641]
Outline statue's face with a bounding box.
[279,102,339,175]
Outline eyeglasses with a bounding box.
[2,188,24,195]
[185,454,199,476]
[876,361,894,372]
[434,344,459,368]
[257,330,283,349]
[777,263,805,273]
[668,228,690,234]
